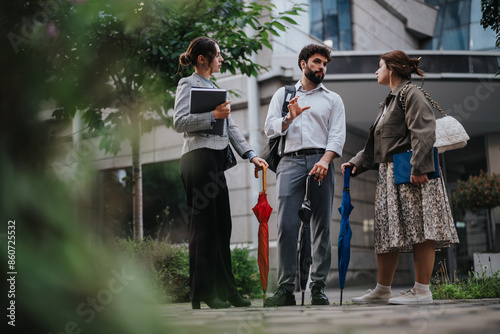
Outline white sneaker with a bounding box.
[351,289,392,304]
[388,289,433,305]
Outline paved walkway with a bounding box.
[155,288,500,334]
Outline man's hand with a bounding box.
[285,96,310,123]
[309,152,336,182]
[309,160,329,181]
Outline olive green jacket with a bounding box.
[350,80,436,176]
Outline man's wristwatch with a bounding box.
[283,116,292,126]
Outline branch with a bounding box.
[186,0,204,29]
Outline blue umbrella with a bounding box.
[338,168,354,306]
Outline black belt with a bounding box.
[285,149,325,157]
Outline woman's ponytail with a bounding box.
[179,52,193,66]
[178,37,217,67]
[380,50,425,84]
[409,57,425,78]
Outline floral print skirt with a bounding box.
[374,162,459,254]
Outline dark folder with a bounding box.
[190,87,227,136]
[393,147,440,185]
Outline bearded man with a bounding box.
[264,44,346,307]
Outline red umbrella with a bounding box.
[252,166,273,306]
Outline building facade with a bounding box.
[57,0,500,289]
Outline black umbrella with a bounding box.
[297,175,318,305]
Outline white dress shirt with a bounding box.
[264,81,346,157]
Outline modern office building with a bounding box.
[56,0,500,288]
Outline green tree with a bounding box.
[451,171,500,212]
[451,171,500,250]
[22,0,305,240]
[481,0,500,74]
[1,4,175,333]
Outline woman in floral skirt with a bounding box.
[342,50,459,305]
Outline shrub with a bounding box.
[114,239,262,302]
[114,238,190,303]
[431,260,500,300]
[450,171,500,212]
[231,247,262,298]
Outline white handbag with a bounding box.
[435,115,469,153]
[400,84,469,153]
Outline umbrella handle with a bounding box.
[344,167,351,189]
[254,165,268,193]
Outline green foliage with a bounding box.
[0,55,174,334]
[115,239,262,302]
[114,238,190,302]
[231,247,262,297]
[450,171,500,212]
[431,260,500,300]
[23,0,305,155]
[481,0,500,46]
[481,0,500,73]
[148,0,306,79]
[14,0,305,240]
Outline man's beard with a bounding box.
[305,65,324,84]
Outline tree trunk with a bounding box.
[487,209,496,251]
[131,121,143,241]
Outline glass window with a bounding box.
[470,23,498,50]
[469,0,497,51]
[470,0,482,22]
[443,1,470,29]
[424,0,497,50]
[310,0,324,42]
[442,26,469,49]
[94,160,187,242]
[338,0,352,50]
[309,0,352,50]
[424,0,445,6]
[329,54,499,74]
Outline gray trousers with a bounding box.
[275,154,335,292]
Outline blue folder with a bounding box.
[393,147,440,185]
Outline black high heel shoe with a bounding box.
[226,293,251,307]
[191,297,231,309]
[191,300,201,309]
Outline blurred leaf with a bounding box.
[272,21,286,32]
[281,16,298,25]
[268,27,280,37]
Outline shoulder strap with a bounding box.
[282,85,296,116]
[399,83,447,117]
[398,83,412,112]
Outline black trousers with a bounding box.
[179,147,238,301]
